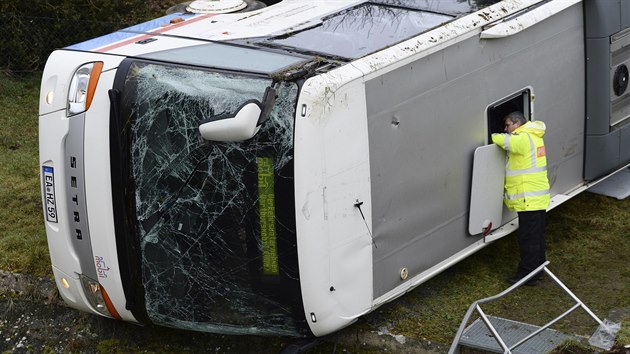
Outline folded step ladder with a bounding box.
[449,261,606,354]
[458,315,576,353]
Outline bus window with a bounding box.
[487,89,532,143]
[267,3,453,59]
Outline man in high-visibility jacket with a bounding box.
[491,111,550,286]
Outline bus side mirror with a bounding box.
[198,100,262,142]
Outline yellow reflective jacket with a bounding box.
[491,121,550,212]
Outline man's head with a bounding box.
[503,111,527,133]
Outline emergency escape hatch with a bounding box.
[469,90,531,236]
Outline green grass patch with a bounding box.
[355,192,630,348]
[616,316,630,347]
[547,339,593,354]
[0,72,49,275]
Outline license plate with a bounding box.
[42,166,58,223]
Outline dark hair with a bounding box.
[504,111,527,126]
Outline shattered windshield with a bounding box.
[267,3,453,59]
[119,62,306,336]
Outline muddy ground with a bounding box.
[2,271,628,353]
[0,271,448,353]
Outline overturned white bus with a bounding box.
[39,0,630,337]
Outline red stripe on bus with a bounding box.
[96,13,217,53]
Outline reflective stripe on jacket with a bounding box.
[491,121,550,211]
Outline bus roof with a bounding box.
[66,0,503,62]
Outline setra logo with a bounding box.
[95,256,111,278]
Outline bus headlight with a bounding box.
[79,275,122,320]
[67,62,103,116]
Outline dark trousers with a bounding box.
[516,210,547,277]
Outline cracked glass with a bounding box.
[119,61,306,336]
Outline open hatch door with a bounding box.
[469,144,505,235]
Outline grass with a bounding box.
[350,191,630,350]
[0,72,49,275]
[1,70,629,351]
[617,319,630,346]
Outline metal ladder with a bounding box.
[448,261,604,354]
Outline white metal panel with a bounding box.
[468,144,505,235]
[83,70,136,322]
[95,35,215,56]
[295,65,371,336]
